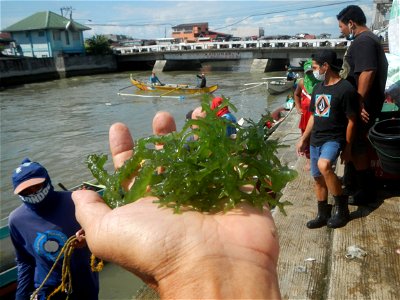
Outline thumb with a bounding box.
[72,190,111,239]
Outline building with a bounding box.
[171,22,231,42]
[2,11,90,58]
[230,27,264,39]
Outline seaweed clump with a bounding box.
[86,95,297,213]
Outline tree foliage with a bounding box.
[85,34,112,55]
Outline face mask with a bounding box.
[313,69,326,81]
[19,182,51,204]
[346,25,355,41]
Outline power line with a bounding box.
[213,0,358,30]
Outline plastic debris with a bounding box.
[345,245,367,259]
[305,257,316,262]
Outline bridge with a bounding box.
[113,39,350,73]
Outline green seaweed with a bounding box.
[86,95,297,213]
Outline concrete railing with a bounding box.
[113,39,350,55]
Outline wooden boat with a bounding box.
[262,77,295,95]
[0,181,104,298]
[130,75,218,95]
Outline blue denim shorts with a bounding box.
[310,141,342,177]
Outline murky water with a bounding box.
[1,70,289,218]
[0,69,290,298]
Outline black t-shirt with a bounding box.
[346,31,388,122]
[310,79,358,147]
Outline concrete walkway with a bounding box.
[270,110,400,300]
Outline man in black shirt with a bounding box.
[196,73,206,88]
[297,50,358,229]
[337,5,388,205]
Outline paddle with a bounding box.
[239,82,265,92]
[244,82,266,86]
[261,76,287,81]
[159,86,181,97]
[117,92,183,100]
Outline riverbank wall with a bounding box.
[0,55,117,88]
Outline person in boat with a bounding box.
[296,50,358,229]
[70,122,282,299]
[294,59,321,170]
[149,72,163,86]
[8,158,99,300]
[337,5,388,206]
[286,67,296,81]
[211,96,237,137]
[196,73,206,88]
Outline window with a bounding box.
[53,30,61,41]
[38,31,45,37]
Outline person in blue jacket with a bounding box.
[149,72,163,86]
[8,158,99,300]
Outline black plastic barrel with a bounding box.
[368,118,400,175]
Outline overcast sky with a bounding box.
[1,0,375,39]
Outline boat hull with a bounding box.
[130,77,218,95]
[267,80,294,95]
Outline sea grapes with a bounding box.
[86,95,297,213]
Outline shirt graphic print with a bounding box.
[314,94,332,118]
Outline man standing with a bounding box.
[337,5,388,205]
[196,73,206,88]
[8,158,99,300]
[297,50,358,229]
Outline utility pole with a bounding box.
[372,0,393,30]
[60,6,74,19]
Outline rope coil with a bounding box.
[30,236,103,300]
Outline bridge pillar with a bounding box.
[152,60,167,72]
[250,59,269,73]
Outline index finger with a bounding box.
[109,122,134,169]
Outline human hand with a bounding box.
[360,104,370,124]
[72,122,281,299]
[73,228,87,248]
[296,138,306,156]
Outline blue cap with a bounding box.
[12,158,48,194]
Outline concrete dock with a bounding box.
[270,109,400,300]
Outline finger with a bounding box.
[109,122,134,170]
[72,190,111,239]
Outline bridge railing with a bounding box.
[112,39,350,55]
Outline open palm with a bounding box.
[72,122,281,299]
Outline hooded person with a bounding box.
[211,97,237,137]
[8,158,99,300]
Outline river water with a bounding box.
[0,70,290,298]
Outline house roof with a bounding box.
[3,11,91,32]
[172,22,208,29]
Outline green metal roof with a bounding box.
[3,11,91,32]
